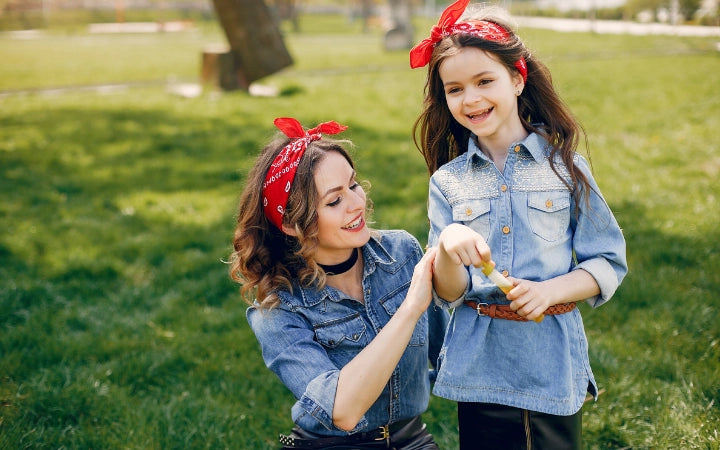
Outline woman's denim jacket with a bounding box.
[247,230,449,435]
[428,133,628,415]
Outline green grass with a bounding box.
[1,14,719,449]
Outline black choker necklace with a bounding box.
[318,248,359,275]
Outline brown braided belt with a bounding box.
[464,300,576,322]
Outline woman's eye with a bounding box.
[327,196,342,207]
[350,182,360,190]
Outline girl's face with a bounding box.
[439,46,525,150]
[312,151,370,264]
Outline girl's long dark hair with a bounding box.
[413,9,592,207]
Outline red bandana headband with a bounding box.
[262,117,348,230]
[409,0,527,83]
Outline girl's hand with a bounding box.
[437,223,491,268]
[506,270,599,321]
[505,278,554,322]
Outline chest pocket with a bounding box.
[527,191,570,241]
[380,291,427,347]
[314,314,368,351]
[452,199,491,240]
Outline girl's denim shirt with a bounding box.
[247,230,449,435]
[428,133,628,415]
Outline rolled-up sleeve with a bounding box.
[572,157,628,308]
[246,305,364,432]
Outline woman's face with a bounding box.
[312,151,370,265]
[439,46,525,150]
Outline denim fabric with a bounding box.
[247,230,450,435]
[428,133,627,415]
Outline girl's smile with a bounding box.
[439,46,527,160]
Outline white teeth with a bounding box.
[469,108,491,119]
[344,217,362,230]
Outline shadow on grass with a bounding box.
[0,102,434,448]
[580,199,719,447]
[2,101,717,448]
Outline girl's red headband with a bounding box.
[409,0,527,83]
[262,117,348,230]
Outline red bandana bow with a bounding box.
[263,117,348,231]
[409,0,527,83]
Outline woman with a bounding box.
[229,117,448,449]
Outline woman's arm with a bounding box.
[332,248,436,431]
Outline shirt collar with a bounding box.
[466,132,549,169]
[288,233,397,307]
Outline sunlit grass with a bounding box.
[1,15,719,449]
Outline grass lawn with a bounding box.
[1,14,719,449]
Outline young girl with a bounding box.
[410,1,628,448]
[229,117,448,449]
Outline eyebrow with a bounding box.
[321,170,356,199]
[442,70,494,87]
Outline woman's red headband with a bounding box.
[262,117,348,230]
[409,0,527,83]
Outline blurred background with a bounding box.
[2,0,720,31]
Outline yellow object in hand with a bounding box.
[479,261,544,323]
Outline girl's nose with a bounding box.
[463,86,482,105]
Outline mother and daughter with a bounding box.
[229,0,627,448]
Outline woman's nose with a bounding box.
[349,187,366,211]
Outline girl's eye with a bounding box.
[350,182,360,191]
[446,87,461,95]
[327,197,342,207]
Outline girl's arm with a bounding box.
[506,269,600,321]
[332,248,436,431]
[433,223,492,302]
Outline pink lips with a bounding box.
[343,215,365,232]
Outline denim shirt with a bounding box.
[428,133,627,415]
[247,230,449,435]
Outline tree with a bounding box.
[210,0,293,90]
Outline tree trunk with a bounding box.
[210,0,293,90]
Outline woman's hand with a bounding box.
[403,247,437,316]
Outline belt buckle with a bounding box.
[475,302,489,316]
[375,424,390,444]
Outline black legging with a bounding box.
[457,402,582,450]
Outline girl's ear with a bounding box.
[513,75,525,96]
[281,223,298,236]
